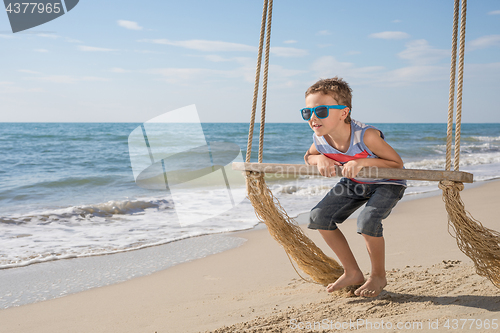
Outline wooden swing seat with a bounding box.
[232,162,473,183]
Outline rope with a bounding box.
[439,181,500,288]
[454,0,467,171]
[243,0,343,286]
[258,0,273,163]
[440,0,500,289]
[246,172,344,286]
[445,0,460,171]
[245,0,268,163]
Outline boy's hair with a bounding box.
[305,77,352,123]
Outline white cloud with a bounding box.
[65,37,83,43]
[317,30,331,36]
[398,39,449,65]
[270,47,308,57]
[381,65,448,85]
[118,20,143,31]
[36,33,59,39]
[34,49,49,53]
[0,82,43,94]
[311,56,385,82]
[110,67,129,73]
[392,19,402,23]
[140,59,497,90]
[310,55,451,86]
[268,64,307,78]
[464,62,500,82]
[194,55,253,64]
[203,55,232,62]
[145,68,231,84]
[134,50,158,54]
[18,71,111,84]
[488,10,500,15]
[18,69,42,74]
[29,75,77,84]
[283,40,297,44]
[134,55,304,85]
[78,45,116,52]
[33,35,82,43]
[140,39,256,52]
[369,31,410,40]
[469,35,500,50]
[27,75,111,84]
[81,77,111,82]
[0,34,14,39]
[271,80,301,89]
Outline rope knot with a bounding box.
[439,180,464,192]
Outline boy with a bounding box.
[303,77,406,297]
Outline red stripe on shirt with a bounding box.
[324,150,370,163]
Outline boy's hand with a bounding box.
[342,160,364,178]
[316,155,342,177]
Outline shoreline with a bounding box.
[0,179,491,310]
[0,233,247,309]
[1,179,499,332]
[0,173,489,272]
[0,179,451,309]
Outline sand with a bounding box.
[0,180,499,333]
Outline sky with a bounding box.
[1,0,499,123]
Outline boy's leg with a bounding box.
[308,178,368,292]
[354,234,386,297]
[354,184,405,297]
[318,229,365,292]
[308,180,368,292]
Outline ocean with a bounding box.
[1,122,500,270]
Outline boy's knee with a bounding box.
[308,207,322,227]
[310,206,332,225]
[357,208,384,237]
[309,207,322,222]
[308,207,337,231]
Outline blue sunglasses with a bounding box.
[300,105,348,121]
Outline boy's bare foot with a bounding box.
[354,275,387,297]
[326,271,365,293]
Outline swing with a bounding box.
[234,0,500,288]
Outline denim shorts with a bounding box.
[308,178,406,237]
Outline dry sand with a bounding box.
[0,180,499,333]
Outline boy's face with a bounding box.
[305,92,349,136]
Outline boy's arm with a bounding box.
[342,128,404,178]
[304,143,342,177]
[304,143,319,165]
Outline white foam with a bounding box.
[2,156,500,269]
[468,135,500,142]
[0,194,259,269]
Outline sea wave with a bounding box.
[0,198,173,225]
[467,135,500,142]
[404,152,500,169]
[0,193,259,269]
[2,122,500,270]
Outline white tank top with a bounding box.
[313,119,406,186]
